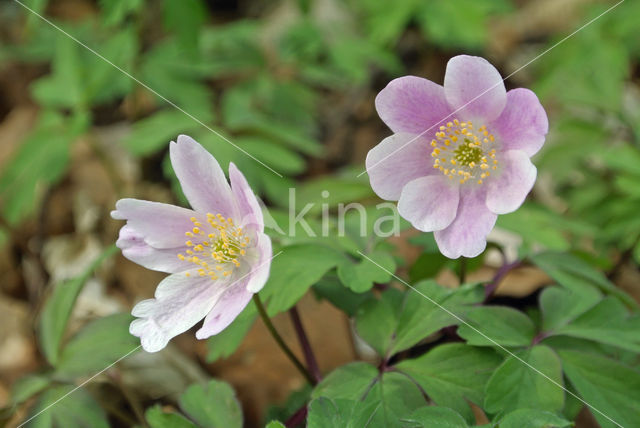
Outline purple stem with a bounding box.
[285,404,308,428]
[289,306,322,383]
[484,260,522,302]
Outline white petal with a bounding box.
[170,135,237,217]
[130,272,225,352]
[486,150,537,215]
[398,176,460,232]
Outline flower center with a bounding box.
[177,213,249,280]
[430,119,498,184]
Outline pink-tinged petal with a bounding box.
[434,188,497,259]
[195,280,253,339]
[398,176,459,232]
[444,55,506,122]
[490,88,548,156]
[366,133,434,201]
[486,150,537,215]
[246,232,272,293]
[375,76,452,134]
[112,199,198,249]
[229,162,263,231]
[170,135,236,217]
[130,273,224,352]
[116,226,189,273]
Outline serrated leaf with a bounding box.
[395,343,500,423]
[484,345,564,414]
[498,409,571,428]
[539,285,601,332]
[457,306,536,347]
[402,406,469,428]
[306,397,380,428]
[355,290,403,356]
[391,282,483,354]
[262,244,343,315]
[551,297,640,353]
[338,250,396,293]
[532,252,636,308]
[559,350,640,428]
[311,362,425,427]
[179,380,243,428]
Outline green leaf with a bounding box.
[306,397,380,428]
[265,422,286,428]
[26,385,109,428]
[391,282,483,354]
[532,252,636,308]
[417,0,511,49]
[123,110,200,156]
[355,290,403,356]
[539,285,601,332]
[10,375,50,405]
[498,409,572,428]
[484,345,564,414]
[395,343,500,423]
[179,380,243,428]
[234,136,306,176]
[551,297,640,353]
[559,350,640,428]
[38,245,117,366]
[294,177,375,215]
[457,306,536,347]
[99,0,143,26]
[55,313,139,379]
[0,111,82,224]
[312,363,426,425]
[402,406,469,428]
[206,303,256,362]
[312,277,372,317]
[262,244,343,315]
[311,362,378,401]
[161,0,206,55]
[146,405,197,428]
[338,250,396,293]
[30,33,84,109]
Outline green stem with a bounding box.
[252,295,315,385]
[458,257,467,284]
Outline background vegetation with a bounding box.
[0,0,639,427]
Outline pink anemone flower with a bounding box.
[112,135,272,352]
[366,55,548,258]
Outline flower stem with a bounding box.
[289,306,322,382]
[458,257,467,284]
[252,294,315,385]
[484,260,522,302]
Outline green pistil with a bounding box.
[454,139,482,165]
